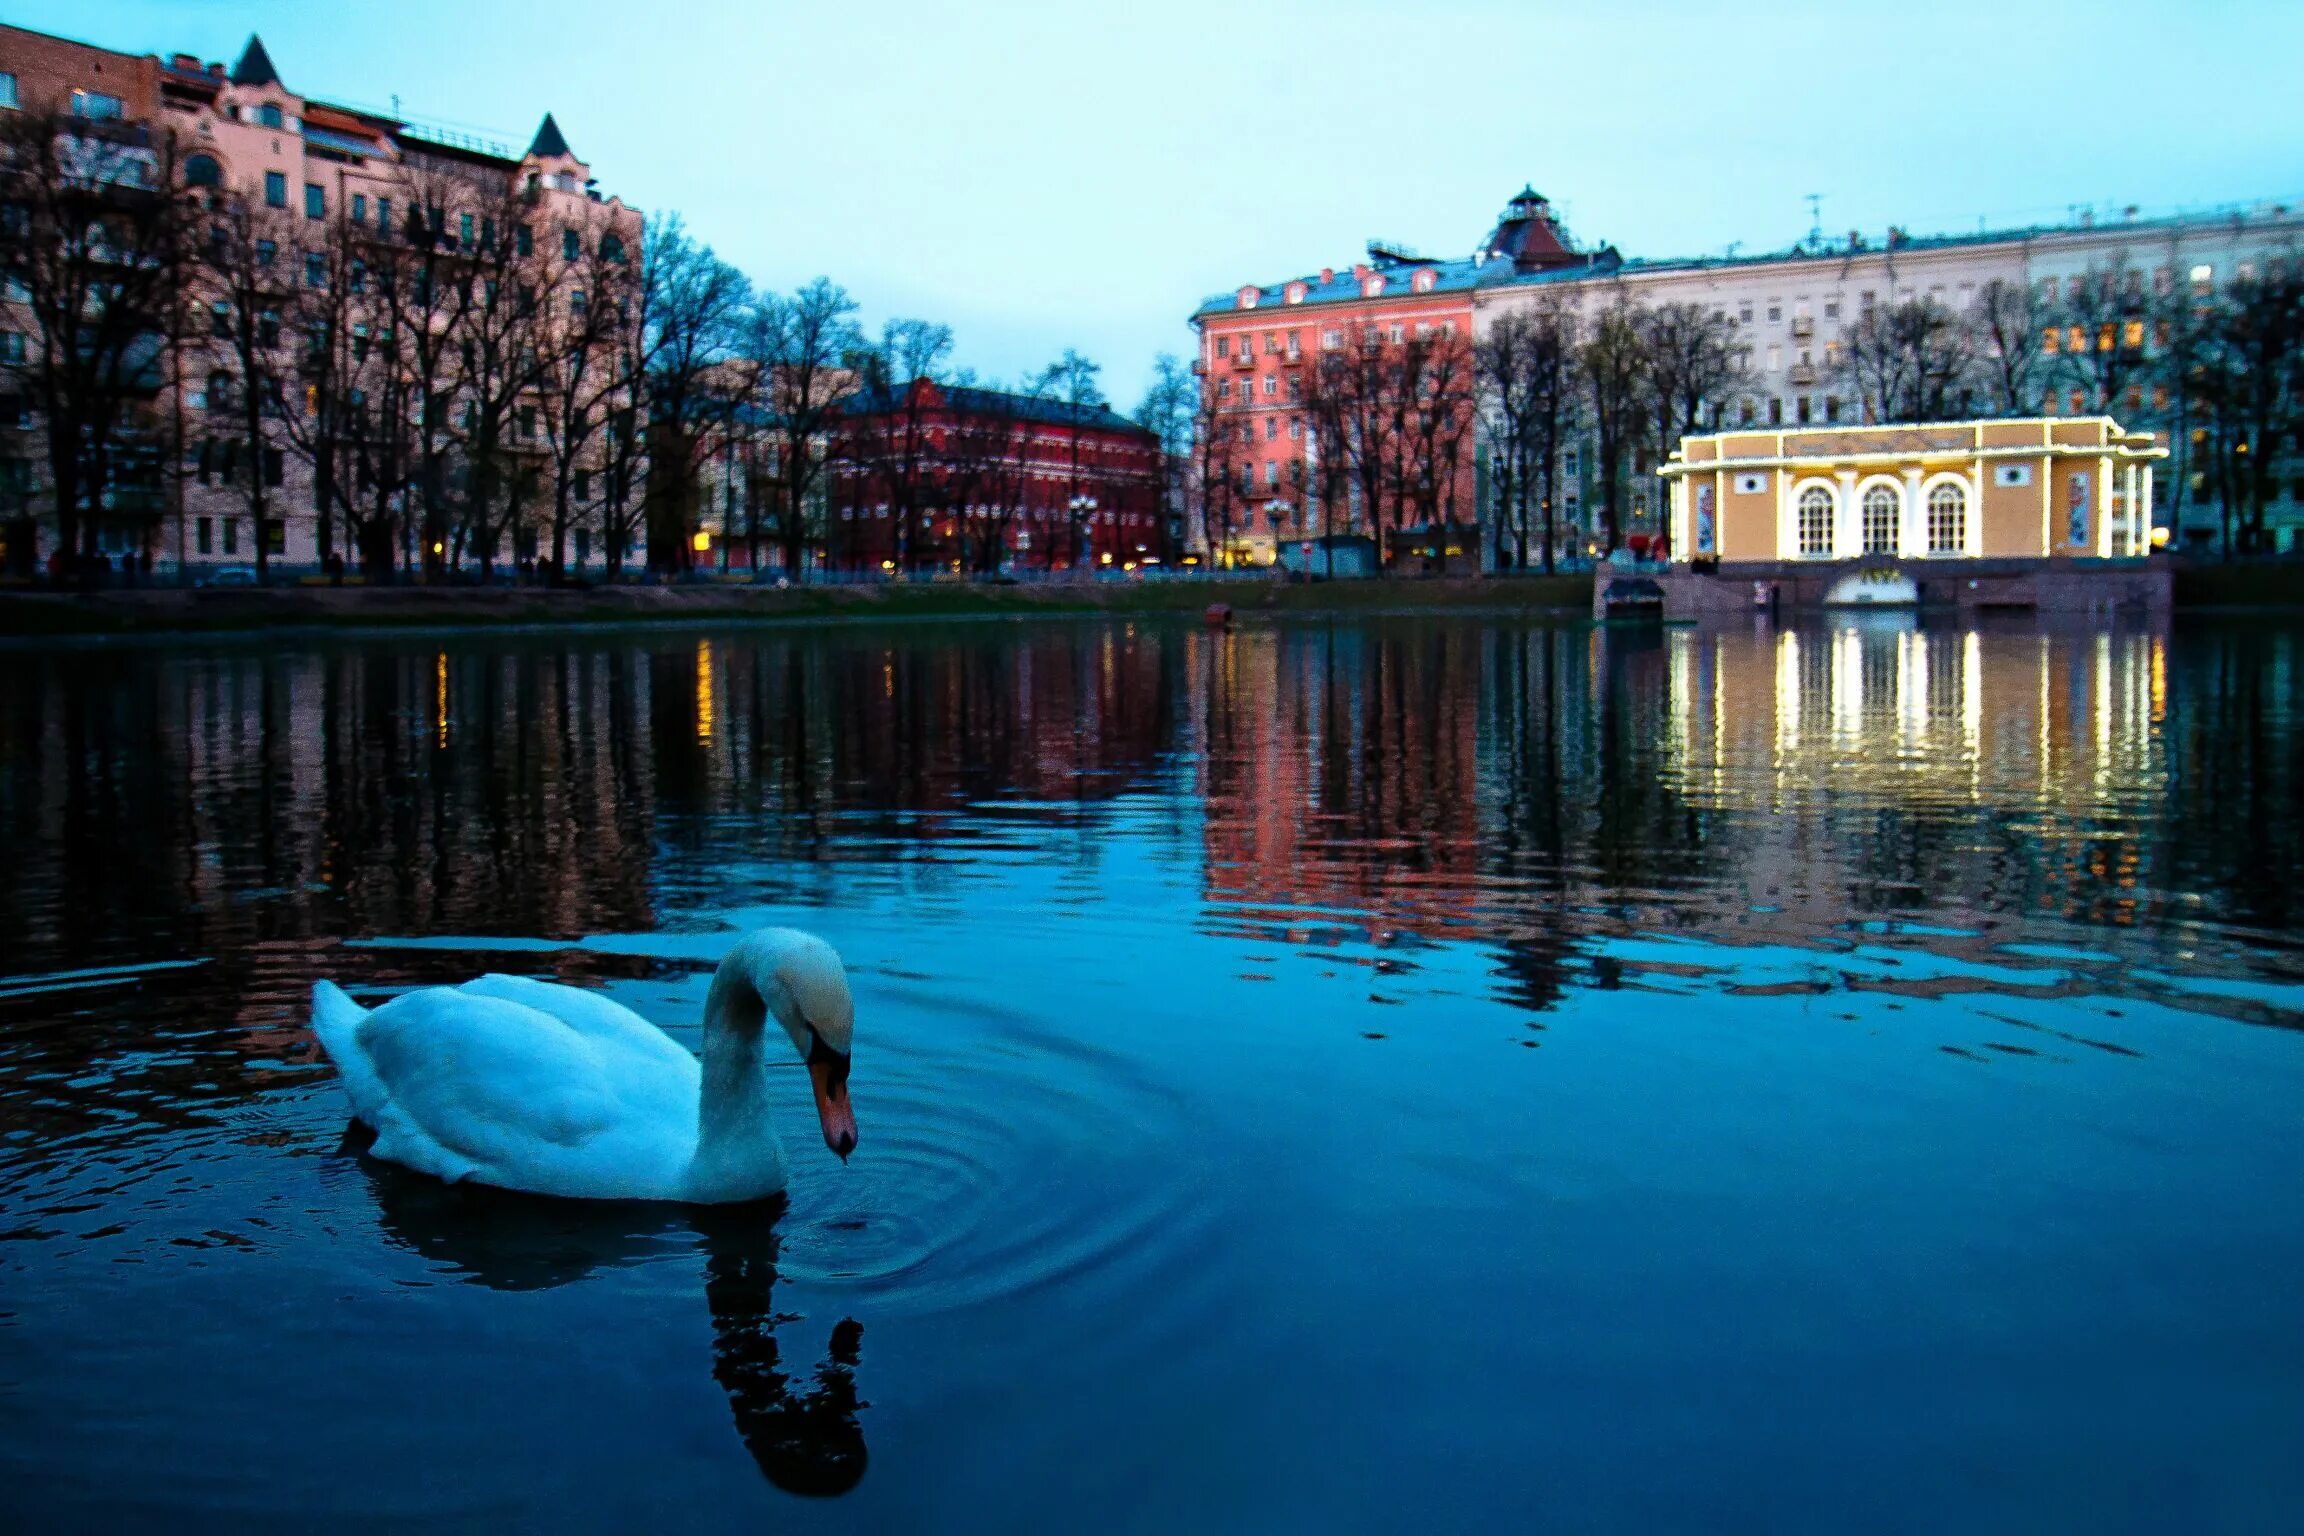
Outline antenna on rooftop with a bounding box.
[1804,193,1822,248]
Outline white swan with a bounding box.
[310,928,857,1203]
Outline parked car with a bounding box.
[201,565,259,588]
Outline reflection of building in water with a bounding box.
[1198,624,1488,942]
[1659,622,2167,926]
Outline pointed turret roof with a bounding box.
[230,34,280,88]
[527,113,572,160]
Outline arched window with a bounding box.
[185,154,222,189]
[1927,482,1967,554]
[257,103,283,130]
[1861,484,1899,554]
[1797,485,1834,556]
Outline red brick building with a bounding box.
[830,379,1163,574]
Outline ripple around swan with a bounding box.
[769,1007,1207,1315]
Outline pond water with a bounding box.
[2,614,2301,1531]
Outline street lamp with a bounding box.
[1068,494,1097,571]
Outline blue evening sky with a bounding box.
[28,0,2304,407]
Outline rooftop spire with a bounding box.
[229,34,280,88]
[527,113,572,160]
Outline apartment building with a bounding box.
[1193,183,2304,564]
[0,23,638,578]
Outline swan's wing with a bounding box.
[457,974,699,1074]
[354,987,697,1198]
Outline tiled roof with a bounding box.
[1191,202,2304,324]
[1191,248,1615,320]
[840,381,1155,437]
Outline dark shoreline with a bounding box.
[0,573,1599,641]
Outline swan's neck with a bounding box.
[688,961,787,1201]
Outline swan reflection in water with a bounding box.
[353,1132,869,1497]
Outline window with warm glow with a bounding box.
[1862,485,1899,554]
[1797,486,1834,556]
[1926,483,1966,555]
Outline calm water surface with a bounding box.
[3,614,2302,1531]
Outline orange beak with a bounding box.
[808,1052,857,1161]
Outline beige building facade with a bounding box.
[1663,417,2167,565]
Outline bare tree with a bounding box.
[533,208,636,580]
[1477,298,1582,571]
[196,189,299,580]
[1038,347,1105,570]
[1133,353,1195,564]
[1191,383,1243,568]
[2188,253,2304,553]
[1970,276,2047,416]
[1639,301,1745,555]
[1832,295,1975,422]
[267,200,374,576]
[1580,296,1648,554]
[637,213,751,571]
[1398,326,1479,565]
[845,318,953,572]
[942,376,1041,573]
[0,107,194,574]
[753,277,860,580]
[2047,256,2155,417]
[1300,344,1356,561]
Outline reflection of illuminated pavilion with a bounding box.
[1658,622,2167,930]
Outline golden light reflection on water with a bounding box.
[1663,619,2168,818]
[435,652,449,748]
[695,640,715,745]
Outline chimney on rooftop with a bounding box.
[1352,263,1369,282]
[1320,267,1334,284]
[172,54,201,71]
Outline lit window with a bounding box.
[2190,264,2214,295]
[1861,484,1899,554]
[1926,483,1966,555]
[1797,486,1834,556]
[2042,326,2061,355]
[2123,320,2144,349]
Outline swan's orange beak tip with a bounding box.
[808,1056,857,1163]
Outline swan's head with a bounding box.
[761,931,857,1161]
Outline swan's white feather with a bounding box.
[314,980,707,1201]
[308,931,847,1205]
